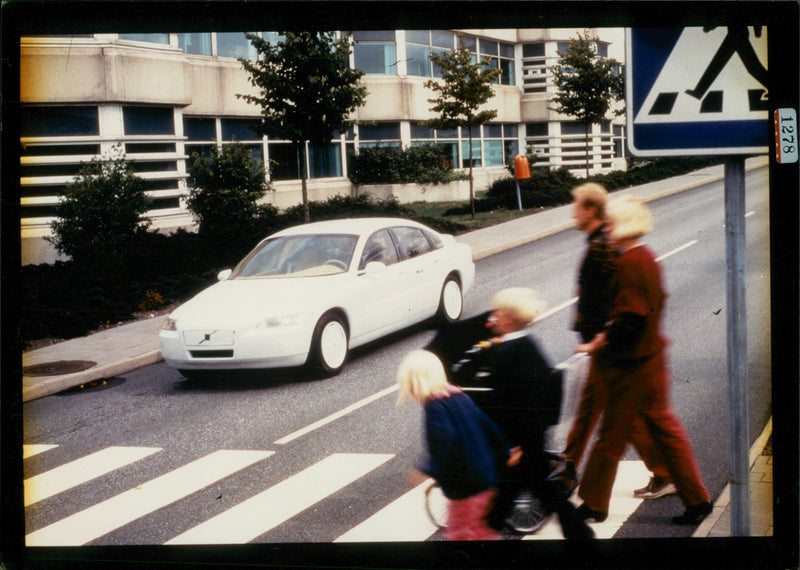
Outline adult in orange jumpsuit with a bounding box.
[574,196,712,526]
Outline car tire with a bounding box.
[437,276,463,323]
[309,312,349,377]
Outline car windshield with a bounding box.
[231,234,358,278]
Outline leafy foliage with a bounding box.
[185,142,277,248]
[549,31,624,177]
[425,39,501,218]
[238,31,367,222]
[47,144,151,273]
[348,144,468,185]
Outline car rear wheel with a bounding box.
[309,313,349,376]
[437,276,463,323]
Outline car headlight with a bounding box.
[161,318,177,331]
[257,313,310,329]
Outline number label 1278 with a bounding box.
[775,108,798,164]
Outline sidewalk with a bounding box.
[20,158,770,537]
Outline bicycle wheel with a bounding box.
[424,481,449,528]
[505,490,550,534]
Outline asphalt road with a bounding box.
[22,168,770,546]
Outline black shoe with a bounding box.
[576,503,608,523]
[672,501,712,525]
[557,502,595,541]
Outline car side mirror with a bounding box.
[217,269,232,281]
[364,261,386,274]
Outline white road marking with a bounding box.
[335,479,437,542]
[23,444,59,459]
[534,296,579,322]
[524,460,651,540]
[656,240,698,262]
[274,386,398,445]
[24,446,162,506]
[25,449,273,546]
[165,453,394,545]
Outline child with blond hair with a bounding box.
[397,349,516,540]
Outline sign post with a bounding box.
[627,26,772,536]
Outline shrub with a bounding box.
[47,144,151,274]
[348,144,467,186]
[186,142,276,245]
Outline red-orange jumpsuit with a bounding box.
[577,244,711,512]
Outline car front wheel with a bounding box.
[437,276,463,323]
[309,313,349,376]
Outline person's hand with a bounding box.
[406,468,428,487]
[507,446,523,467]
[576,332,606,354]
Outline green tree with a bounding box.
[549,31,624,178]
[48,144,150,273]
[238,31,367,223]
[425,39,501,219]
[186,142,273,244]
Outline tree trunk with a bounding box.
[299,142,310,223]
[468,126,475,219]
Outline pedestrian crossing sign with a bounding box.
[626,27,770,156]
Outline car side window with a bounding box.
[391,226,433,260]
[359,229,399,270]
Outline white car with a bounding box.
[159,217,475,377]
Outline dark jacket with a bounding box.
[467,335,556,457]
[574,222,619,343]
[420,390,509,500]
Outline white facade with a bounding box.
[19,29,626,265]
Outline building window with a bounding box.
[478,37,516,85]
[410,123,458,169]
[353,31,397,75]
[21,106,99,137]
[309,143,342,178]
[268,142,302,181]
[406,30,454,78]
[521,42,548,94]
[179,33,212,55]
[122,106,174,135]
[358,122,401,147]
[184,117,217,160]
[216,32,257,60]
[220,118,261,142]
[118,33,169,44]
[613,125,625,158]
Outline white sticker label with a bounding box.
[775,108,798,164]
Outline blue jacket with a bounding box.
[420,390,509,500]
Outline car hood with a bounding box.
[169,277,340,328]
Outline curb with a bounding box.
[693,416,773,537]
[22,349,163,402]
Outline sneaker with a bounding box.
[634,476,677,499]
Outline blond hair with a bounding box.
[607,196,653,241]
[571,182,608,219]
[396,350,451,405]
[491,287,547,328]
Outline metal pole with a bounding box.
[515,179,523,211]
[724,157,750,536]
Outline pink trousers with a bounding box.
[445,488,502,541]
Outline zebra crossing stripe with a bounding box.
[25,449,273,547]
[524,460,651,540]
[335,479,437,542]
[24,446,162,506]
[166,453,394,545]
[23,444,59,459]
